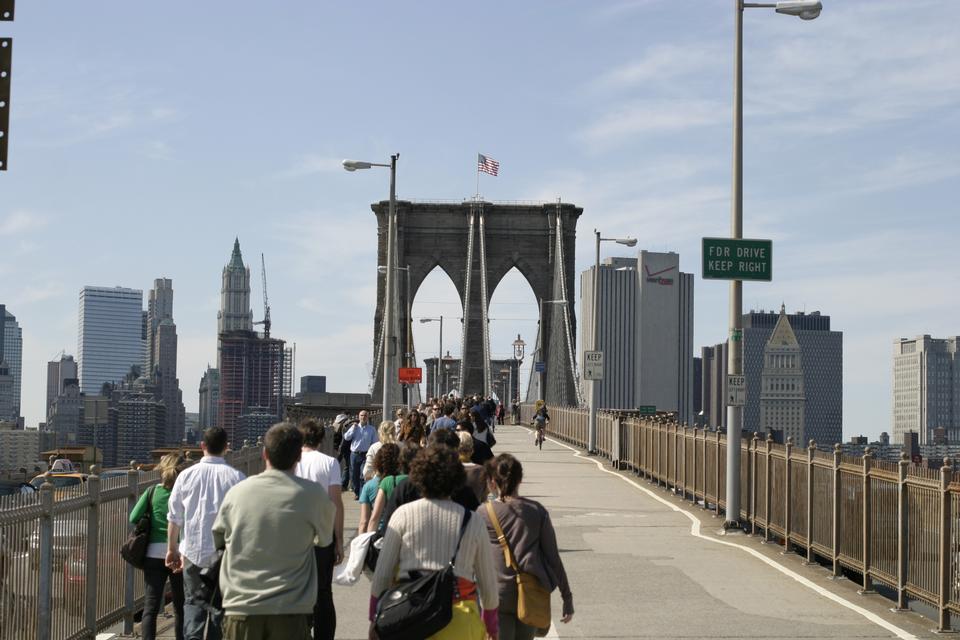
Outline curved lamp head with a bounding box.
[342,159,373,172]
[775,0,822,20]
[617,238,638,247]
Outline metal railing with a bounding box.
[0,445,264,640]
[521,403,960,631]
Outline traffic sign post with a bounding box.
[726,374,745,407]
[583,351,604,380]
[702,238,772,281]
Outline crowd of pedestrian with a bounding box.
[124,393,572,640]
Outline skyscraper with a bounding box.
[78,287,144,395]
[145,278,185,444]
[199,366,220,429]
[759,307,806,445]
[218,238,253,336]
[0,305,22,424]
[579,251,694,424]
[46,354,78,420]
[742,308,842,446]
[892,336,960,444]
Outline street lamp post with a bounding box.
[723,0,821,531]
[589,230,637,454]
[344,154,399,414]
[419,316,444,399]
[512,334,526,405]
[380,263,413,407]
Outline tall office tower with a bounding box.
[579,252,694,424]
[49,378,83,445]
[111,378,166,465]
[78,286,144,395]
[743,308,842,446]
[78,395,114,467]
[198,366,220,429]
[0,361,13,424]
[283,346,295,398]
[701,343,728,431]
[0,305,23,424]
[218,238,253,337]
[892,336,960,445]
[145,278,174,374]
[46,354,78,420]
[218,331,285,444]
[580,257,638,410]
[759,307,806,444]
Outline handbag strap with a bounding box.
[449,508,472,567]
[485,501,520,573]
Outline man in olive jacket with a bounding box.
[212,423,335,639]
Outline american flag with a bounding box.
[478,153,500,176]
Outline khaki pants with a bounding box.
[222,614,309,640]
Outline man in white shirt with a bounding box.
[294,419,344,640]
[166,427,245,640]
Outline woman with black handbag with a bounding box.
[369,445,499,640]
[479,454,574,640]
[127,453,185,640]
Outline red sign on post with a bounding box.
[398,367,422,384]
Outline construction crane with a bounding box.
[253,252,271,338]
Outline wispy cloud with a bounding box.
[0,211,47,236]
[594,44,723,90]
[275,154,344,180]
[579,99,726,148]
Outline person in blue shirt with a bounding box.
[430,403,458,432]
[343,411,379,500]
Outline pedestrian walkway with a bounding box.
[158,424,940,639]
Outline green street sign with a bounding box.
[702,238,772,281]
[638,405,656,415]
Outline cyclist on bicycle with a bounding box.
[533,404,549,449]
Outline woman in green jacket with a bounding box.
[129,453,185,640]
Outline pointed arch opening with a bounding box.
[488,267,540,403]
[411,265,464,400]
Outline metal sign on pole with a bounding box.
[702,237,772,281]
[534,361,545,373]
[583,350,604,380]
[726,374,746,407]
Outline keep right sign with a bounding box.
[702,238,773,281]
[727,375,746,407]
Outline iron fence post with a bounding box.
[701,428,708,510]
[85,472,101,635]
[36,480,54,640]
[832,443,842,578]
[692,427,699,504]
[938,458,952,632]
[896,453,908,610]
[674,423,681,491]
[784,437,793,552]
[123,468,139,635]
[716,430,723,517]
[750,434,759,536]
[681,426,687,501]
[806,440,816,564]
[861,448,874,594]
[764,434,773,543]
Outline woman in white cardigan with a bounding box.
[369,445,499,640]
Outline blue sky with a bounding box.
[1,1,957,439]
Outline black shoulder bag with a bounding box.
[121,485,156,569]
[374,509,472,640]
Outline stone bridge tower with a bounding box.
[370,200,582,407]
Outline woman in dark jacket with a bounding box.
[478,453,573,639]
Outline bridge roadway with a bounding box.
[156,424,939,639]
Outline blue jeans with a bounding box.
[183,559,222,640]
[350,451,366,498]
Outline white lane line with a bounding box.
[536,431,919,640]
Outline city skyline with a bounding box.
[0,1,957,439]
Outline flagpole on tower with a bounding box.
[476,153,481,201]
